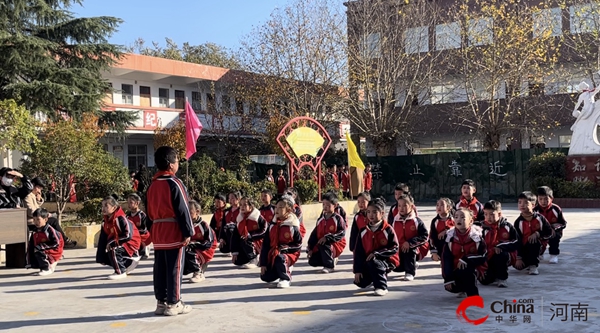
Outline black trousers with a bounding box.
[308,244,334,269]
[219,227,235,254]
[33,251,51,270]
[260,254,291,282]
[548,230,563,255]
[355,259,389,290]
[480,252,510,284]
[183,249,208,275]
[233,239,257,266]
[154,247,185,305]
[516,242,541,269]
[393,250,417,276]
[447,267,479,296]
[108,247,135,275]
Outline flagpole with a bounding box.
[185,97,190,189]
[346,131,353,199]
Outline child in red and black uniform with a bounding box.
[260,196,303,288]
[350,191,371,252]
[146,146,195,316]
[340,165,350,199]
[307,193,346,273]
[284,187,306,237]
[479,200,519,288]
[27,208,64,276]
[259,190,275,223]
[276,169,287,197]
[513,191,553,276]
[126,193,151,259]
[97,196,141,280]
[326,165,340,190]
[391,194,428,281]
[353,198,399,296]
[429,198,455,262]
[219,191,241,255]
[534,186,567,264]
[442,208,487,298]
[387,183,418,222]
[455,179,484,223]
[363,164,373,193]
[317,191,347,227]
[231,196,268,269]
[210,194,227,240]
[184,200,217,283]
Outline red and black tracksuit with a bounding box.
[442,227,487,296]
[127,210,151,247]
[391,212,428,276]
[259,204,275,223]
[294,204,306,238]
[318,205,347,227]
[99,207,141,274]
[231,208,268,266]
[534,203,567,256]
[276,175,287,196]
[387,203,419,223]
[479,218,519,284]
[363,171,372,192]
[210,206,226,238]
[340,171,350,198]
[353,220,399,291]
[27,224,64,271]
[259,215,303,283]
[219,206,240,254]
[429,215,455,258]
[146,171,195,305]
[184,217,217,276]
[349,210,368,252]
[307,213,346,269]
[455,196,485,223]
[513,213,553,269]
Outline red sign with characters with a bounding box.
[566,155,600,183]
[143,110,158,129]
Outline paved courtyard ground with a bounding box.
[1,205,599,333]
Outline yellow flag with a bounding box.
[346,131,365,169]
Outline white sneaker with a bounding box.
[374,289,388,296]
[402,274,414,281]
[334,258,339,266]
[538,255,544,262]
[528,266,539,275]
[108,273,127,280]
[549,255,558,264]
[50,262,58,272]
[415,262,420,269]
[320,267,334,274]
[288,265,294,274]
[190,272,205,283]
[268,279,280,285]
[126,258,140,274]
[242,258,258,269]
[457,292,467,298]
[37,270,53,276]
[497,279,508,288]
[277,280,291,288]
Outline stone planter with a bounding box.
[552,198,600,209]
[64,224,102,249]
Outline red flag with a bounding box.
[185,100,202,159]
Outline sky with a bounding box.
[73,0,288,51]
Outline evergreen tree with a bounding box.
[0,0,135,128]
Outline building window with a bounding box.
[364,32,381,58]
[159,88,169,107]
[207,93,216,112]
[533,8,563,38]
[121,84,133,105]
[468,17,493,46]
[139,86,151,107]
[192,91,202,111]
[559,135,571,147]
[430,84,456,104]
[436,22,461,50]
[175,90,185,109]
[570,4,600,34]
[404,26,429,54]
[221,95,231,112]
[127,145,147,172]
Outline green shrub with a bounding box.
[528,151,567,192]
[77,198,103,223]
[295,180,319,203]
[253,180,277,195]
[557,180,600,198]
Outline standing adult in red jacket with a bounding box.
[363,164,373,193]
[146,146,195,317]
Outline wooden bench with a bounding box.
[0,209,28,268]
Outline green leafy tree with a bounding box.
[0,99,39,152]
[0,0,132,128]
[22,115,130,223]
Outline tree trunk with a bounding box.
[373,137,397,156]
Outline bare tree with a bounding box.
[561,0,600,85]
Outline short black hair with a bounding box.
[398,193,414,205]
[367,197,386,212]
[483,200,502,212]
[154,146,178,171]
[365,163,371,167]
[228,191,242,200]
[394,183,409,193]
[518,191,537,203]
[32,208,49,219]
[322,192,339,205]
[261,189,273,197]
[536,186,554,199]
[462,179,476,188]
[357,191,372,201]
[214,193,226,202]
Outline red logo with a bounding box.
[456,296,489,325]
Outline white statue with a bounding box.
[568,81,600,155]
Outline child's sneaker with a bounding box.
[497,279,508,288]
[190,272,205,283]
[549,255,558,264]
[320,267,334,274]
[334,258,339,266]
[242,258,258,269]
[374,289,388,296]
[401,274,414,281]
[126,257,140,274]
[528,266,539,275]
[37,269,53,276]
[163,301,192,316]
[107,273,127,280]
[457,292,467,298]
[154,301,167,315]
[277,280,291,288]
[50,262,58,272]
